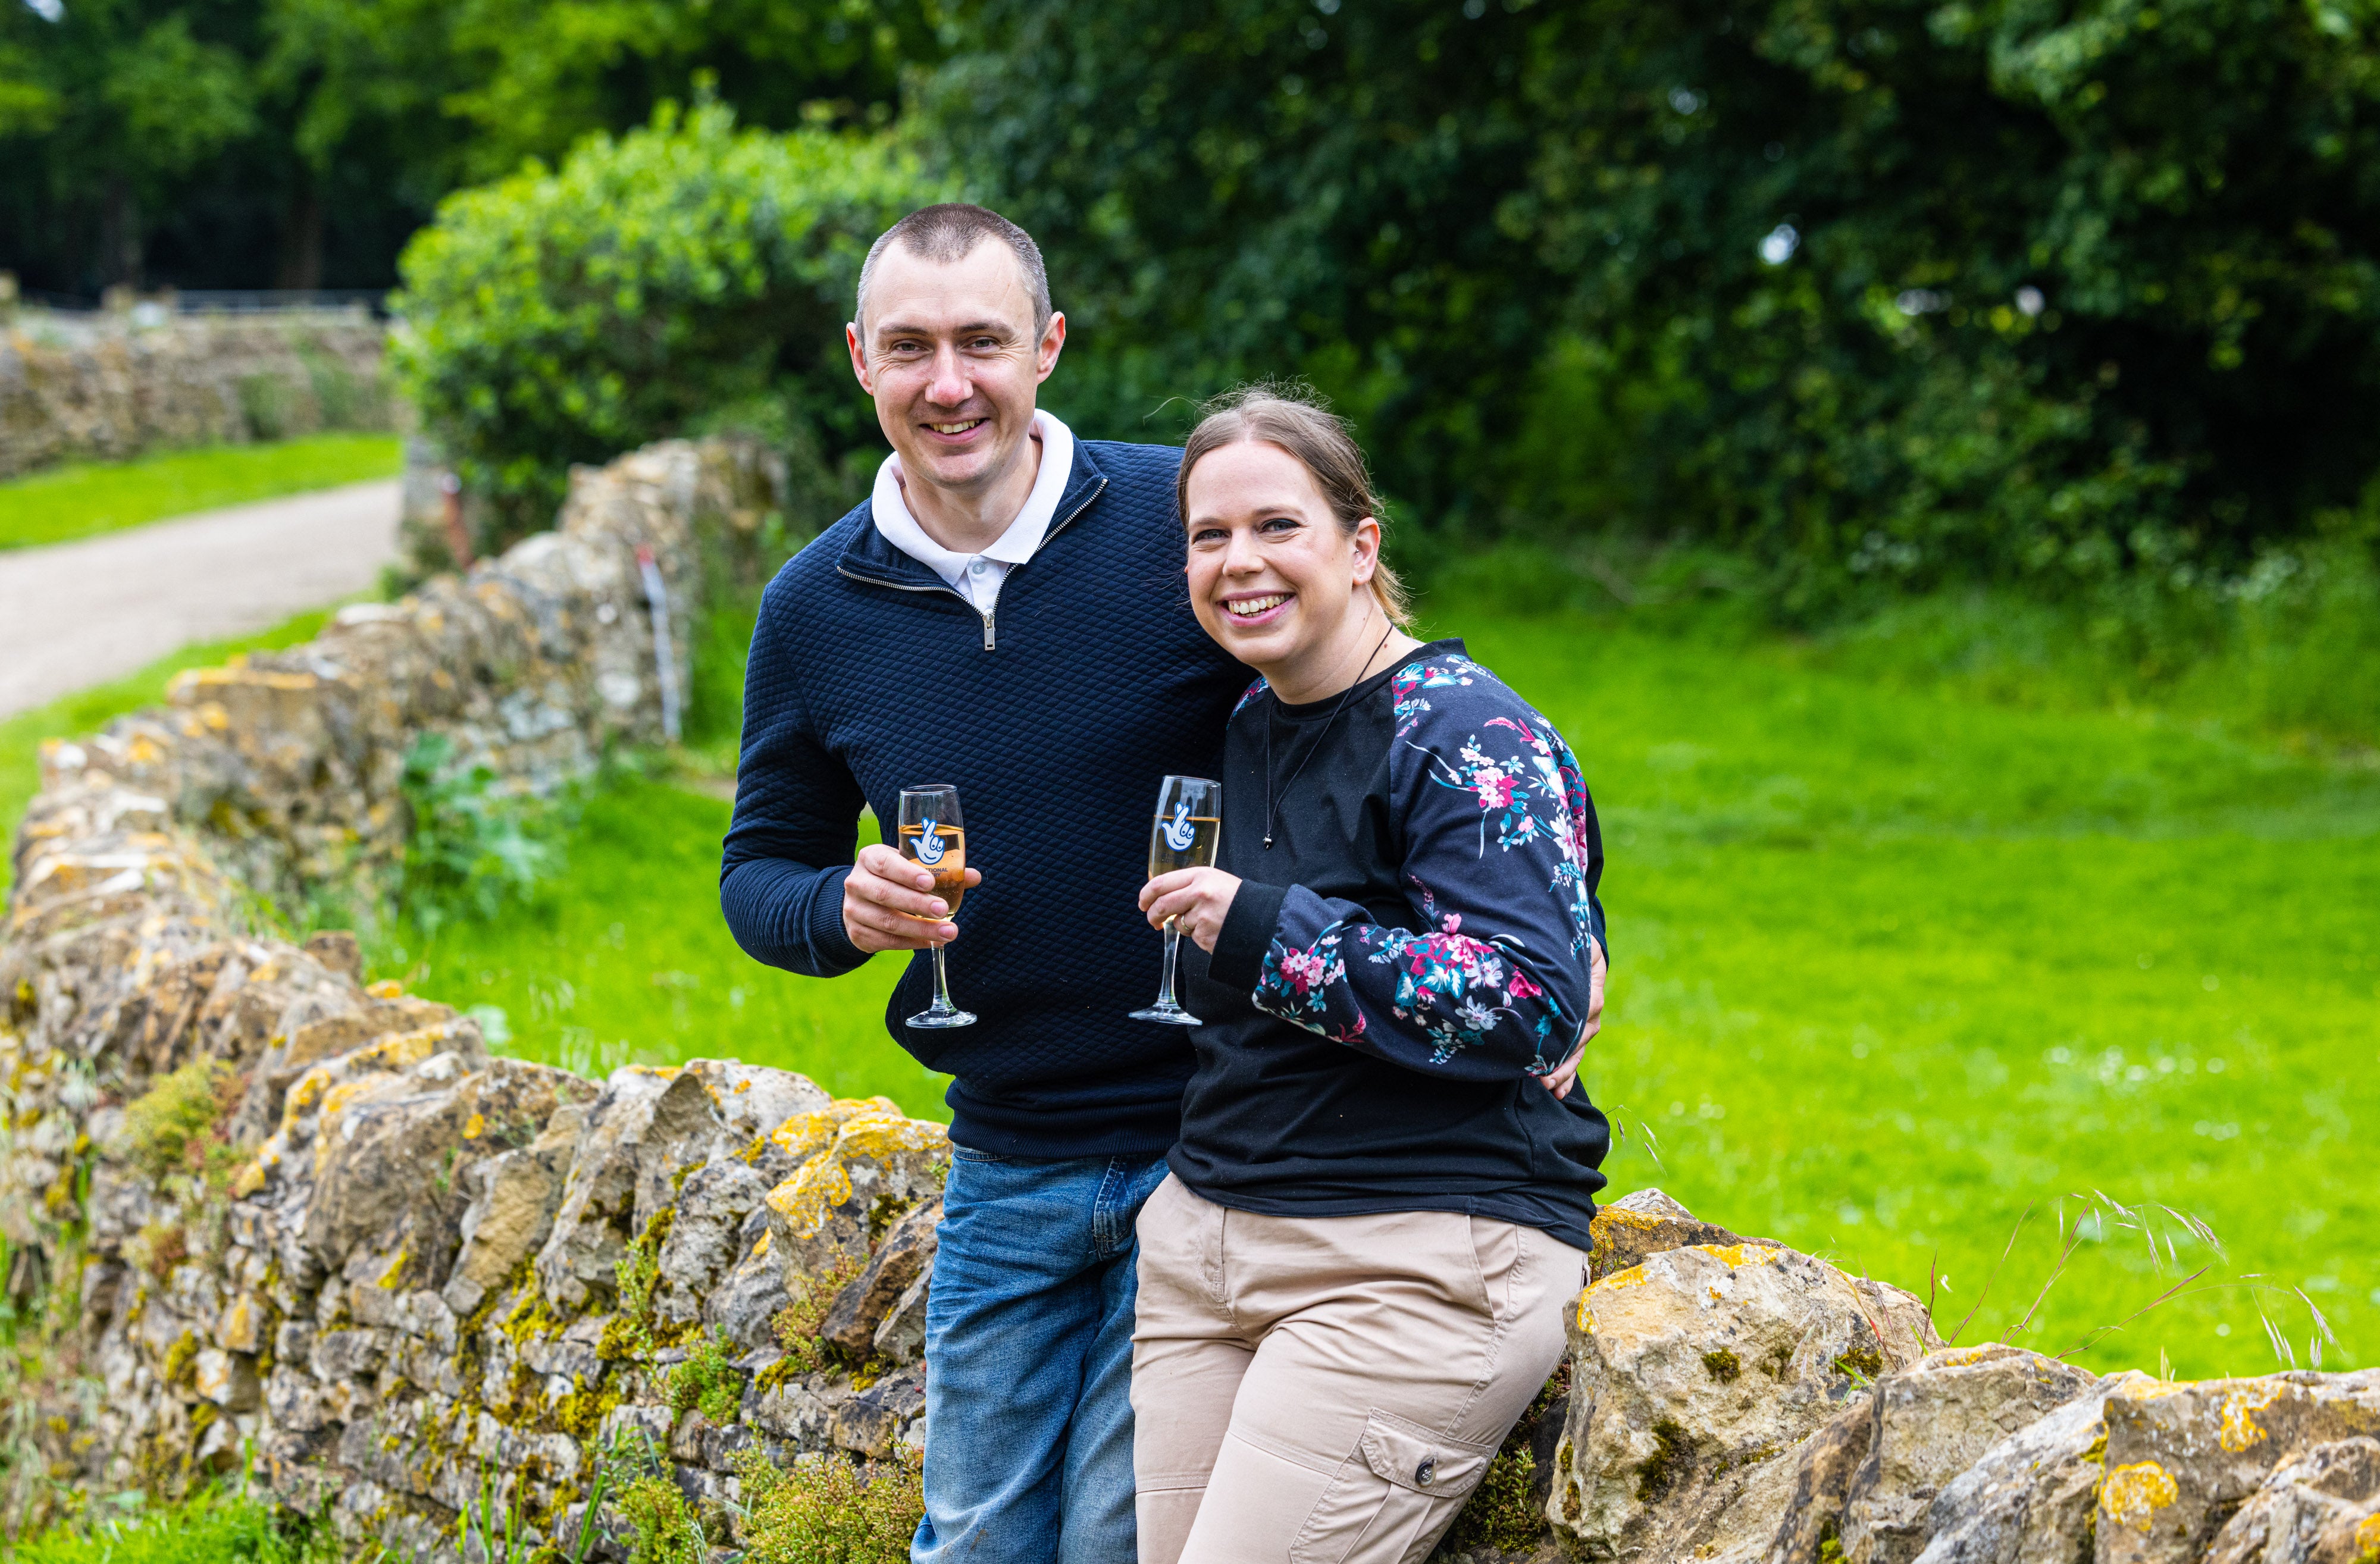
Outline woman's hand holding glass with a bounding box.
[1138,867,1241,954]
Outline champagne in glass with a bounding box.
[898,784,975,1029]
[1131,775,1221,1025]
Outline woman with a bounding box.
[1132,385,1611,1563]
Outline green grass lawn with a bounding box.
[0,434,403,551]
[367,780,948,1113]
[1461,613,2379,1381]
[9,571,2373,1383]
[361,602,2380,1383]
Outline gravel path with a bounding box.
[0,479,400,719]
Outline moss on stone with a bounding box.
[122,1057,235,1180]
[1703,1347,1742,1382]
[159,1327,201,1389]
[1636,1417,1689,1504]
[1833,1343,1886,1379]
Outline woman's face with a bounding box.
[1182,438,1380,676]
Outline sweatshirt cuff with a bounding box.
[803,869,868,974]
[1211,880,1289,993]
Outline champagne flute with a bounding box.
[898,785,975,1029]
[1131,775,1221,1025]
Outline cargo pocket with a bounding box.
[1288,1410,1495,1564]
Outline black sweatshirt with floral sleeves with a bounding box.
[1173,638,1611,1250]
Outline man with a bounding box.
[719,204,1250,1562]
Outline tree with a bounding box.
[0,0,962,294]
[926,0,2380,599]
[392,102,941,549]
[0,0,259,287]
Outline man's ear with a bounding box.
[1034,311,1069,384]
[846,322,873,393]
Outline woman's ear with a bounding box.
[1349,516,1382,587]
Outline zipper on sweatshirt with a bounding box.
[838,474,1110,654]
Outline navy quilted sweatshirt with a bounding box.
[719,438,1251,1158]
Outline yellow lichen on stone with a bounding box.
[751,1231,771,1258]
[2100,1462,2179,1531]
[2219,1384,2281,1452]
[278,1065,339,1133]
[832,1112,947,1161]
[366,979,405,999]
[463,1112,487,1140]
[1577,1297,1598,1334]
[352,1026,443,1073]
[763,1111,947,1239]
[2351,1512,2380,1563]
[2113,1377,2191,1401]
[767,1158,854,1239]
[1587,1264,1651,1294]
[1931,1345,2003,1368]
[767,1096,904,1160]
[1699,1243,1784,1270]
[312,1080,381,1176]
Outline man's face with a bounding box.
[847,240,1066,501]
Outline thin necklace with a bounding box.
[1264,623,1398,850]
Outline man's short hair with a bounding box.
[855,203,1052,340]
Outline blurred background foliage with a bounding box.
[389,101,941,540]
[5,0,2378,736]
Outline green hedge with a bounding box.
[392,101,942,551]
[925,0,2380,614]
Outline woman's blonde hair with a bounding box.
[1176,383,1415,630]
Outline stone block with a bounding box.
[822,1195,941,1358]
[2097,1371,2380,1564]
[763,1103,948,1287]
[654,1158,771,1327]
[1840,1344,2101,1564]
[832,1368,926,1459]
[2204,1437,2380,1564]
[1591,1186,1782,1281]
[534,1065,724,1310]
[1551,1224,1937,1563]
[192,1347,261,1412]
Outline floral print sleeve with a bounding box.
[1252,654,1605,1081]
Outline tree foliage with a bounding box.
[0,0,960,294]
[926,0,2380,600]
[390,101,940,543]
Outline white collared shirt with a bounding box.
[870,410,1077,616]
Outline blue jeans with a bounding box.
[915,1148,1172,1564]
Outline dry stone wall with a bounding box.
[0,311,392,479]
[4,436,2376,1563]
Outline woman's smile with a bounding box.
[1222,591,1296,625]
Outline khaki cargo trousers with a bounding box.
[1130,1174,1586,1564]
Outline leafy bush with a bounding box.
[396,731,563,936]
[665,1330,745,1424]
[930,0,2380,608]
[768,1250,865,1378]
[392,99,941,550]
[618,1471,707,1564]
[733,1446,923,1564]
